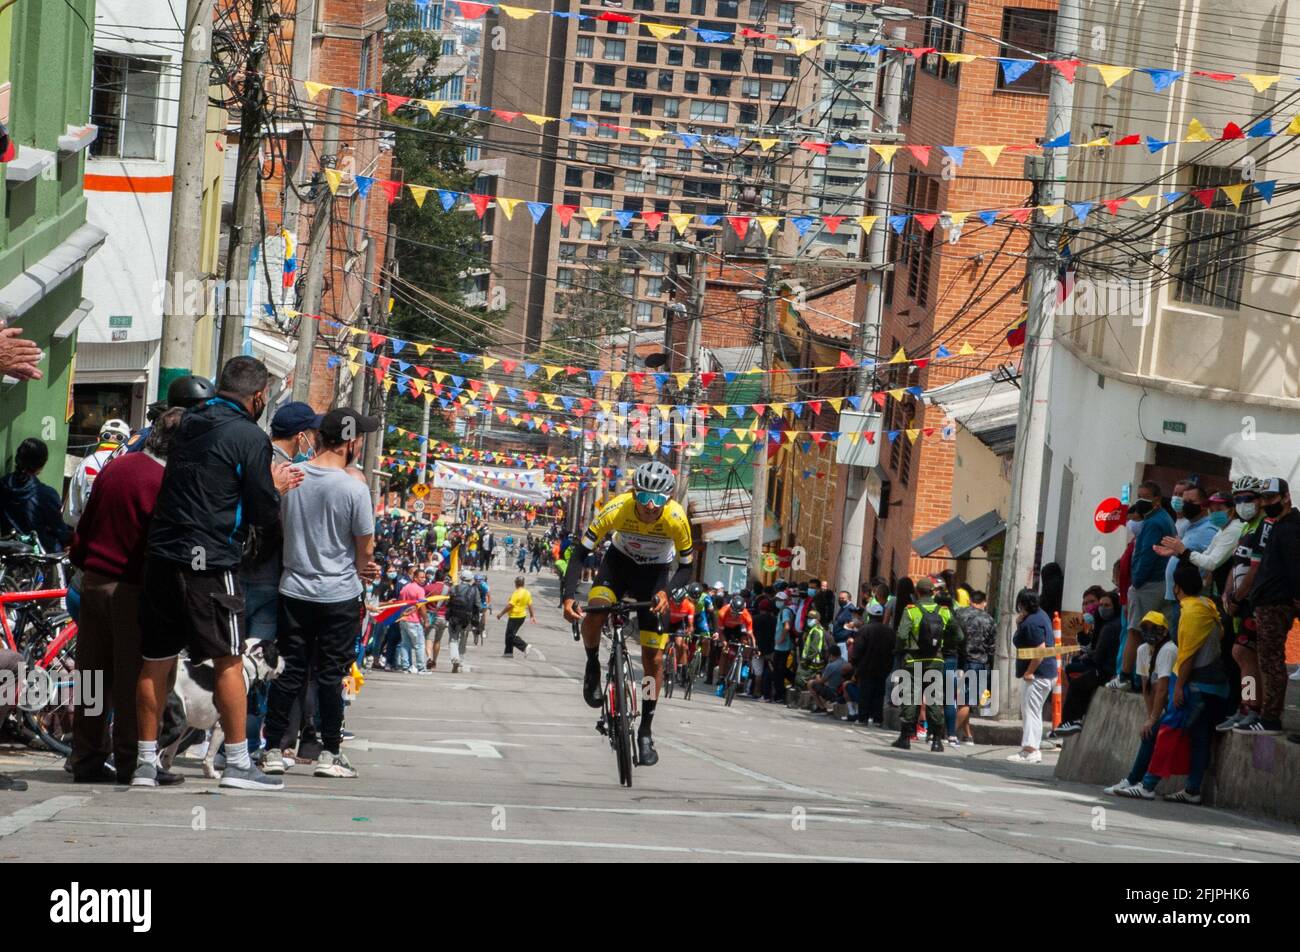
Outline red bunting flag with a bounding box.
[872,392,887,408]
[596,10,633,21]
[727,216,751,238]
[914,214,940,232]
[808,400,823,416]
[914,358,930,370]
[699,371,717,389]
[469,193,491,218]
[1194,70,1235,81]
[1008,208,1032,223]
[369,332,386,349]
[383,94,411,113]
[501,359,517,373]
[1220,122,1245,140]
[822,215,845,233]
[900,46,936,57]
[564,365,581,376]
[554,204,577,226]
[802,141,829,155]
[1048,59,1082,82]
[642,210,664,230]
[907,145,932,165]
[494,110,521,122]
[864,431,876,445]
[413,366,429,378]
[741,27,776,38]
[379,180,402,204]
[454,1,492,18]
[1115,134,1141,146]
[837,350,853,368]
[1104,198,1125,215]
[1192,188,1217,208]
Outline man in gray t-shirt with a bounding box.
[264,408,381,779]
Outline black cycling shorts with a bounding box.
[589,546,670,649]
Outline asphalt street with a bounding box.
[2,558,1298,863]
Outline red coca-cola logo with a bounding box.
[1094,497,1125,533]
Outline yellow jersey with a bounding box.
[583,492,694,566]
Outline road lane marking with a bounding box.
[0,796,91,838]
[661,739,855,802]
[344,739,524,759]
[56,819,906,862]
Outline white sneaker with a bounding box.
[1104,676,1130,690]
[1006,750,1042,764]
[407,666,419,674]
[1114,783,1155,800]
[1104,778,1135,795]
[947,736,960,747]
[314,751,357,778]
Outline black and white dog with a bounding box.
[158,638,283,778]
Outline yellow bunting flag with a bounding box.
[581,206,605,226]
[1131,195,1155,209]
[644,22,681,39]
[889,346,907,364]
[544,366,563,381]
[609,371,626,389]
[942,53,977,64]
[635,127,667,140]
[755,138,779,152]
[958,341,976,356]
[1092,64,1133,87]
[1184,118,1213,142]
[423,99,447,117]
[347,361,361,377]
[827,397,844,412]
[789,37,824,55]
[408,184,430,208]
[432,370,446,383]
[414,342,430,356]
[542,393,559,409]
[674,373,691,389]
[497,197,520,219]
[669,213,694,234]
[1287,114,1300,135]
[906,429,920,444]
[947,211,970,229]
[1241,73,1281,93]
[976,145,1005,166]
[481,356,499,371]
[1084,137,1111,148]
[756,216,781,238]
[523,113,551,127]
[324,168,343,194]
[857,215,879,232]
[889,388,906,401]
[1220,183,1247,208]
[870,144,899,163]
[303,81,330,100]
[487,382,500,398]
[1038,204,1063,219]
[498,3,539,18]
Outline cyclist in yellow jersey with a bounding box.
[563,460,694,766]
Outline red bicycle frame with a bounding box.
[0,588,70,654]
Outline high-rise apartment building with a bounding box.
[479,0,822,354]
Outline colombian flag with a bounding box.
[281,229,297,288]
[1006,317,1027,348]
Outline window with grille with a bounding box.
[921,0,965,84]
[90,54,161,159]
[905,176,939,307]
[996,9,1054,94]
[1173,166,1249,310]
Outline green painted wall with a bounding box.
[0,0,94,492]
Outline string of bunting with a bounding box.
[305,79,1300,168]
[406,1,1300,97]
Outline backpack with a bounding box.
[447,583,478,622]
[912,604,948,658]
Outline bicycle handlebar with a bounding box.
[584,600,659,613]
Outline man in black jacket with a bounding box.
[132,357,303,790]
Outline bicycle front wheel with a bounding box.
[612,669,634,787]
[724,658,739,707]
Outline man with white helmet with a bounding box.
[64,418,131,528]
[562,460,694,767]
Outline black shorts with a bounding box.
[139,556,247,663]
[589,546,670,649]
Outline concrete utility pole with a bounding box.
[218,0,272,366]
[159,0,215,396]
[291,86,343,401]
[281,0,316,237]
[672,249,707,505]
[993,0,1079,718]
[364,221,397,502]
[746,258,777,585]
[835,26,905,595]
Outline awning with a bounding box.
[912,515,967,557]
[944,509,1006,557]
[687,486,752,522]
[702,519,747,544]
[928,369,1021,456]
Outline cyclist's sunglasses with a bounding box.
[1233,494,1258,505]
[635,490,669,507]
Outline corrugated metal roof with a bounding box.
[943,509,1006,557]
[929,370,1021,456]
[911,515,967,557]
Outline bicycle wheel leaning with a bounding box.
[21,620,77,756]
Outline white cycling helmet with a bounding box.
[100,419,131,444]
[633,460,676,496]
[1231,474,1262,496]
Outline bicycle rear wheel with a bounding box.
[724,656,738,707]
[662,647,675,698]
[22,622,77,756]
[684,649,700,700]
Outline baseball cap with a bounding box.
[774,591,788,602]
[1207,491,1231,505]
[320,407,380,444]
[866,602,883,617]
[1139,610,1167,629]
[271,401,324,439]
[1260,477,1289,496]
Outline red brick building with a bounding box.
[858,0,1056,584]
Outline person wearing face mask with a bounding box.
[1155,485,1216,634]
[1168,478,1191,537]
[1054,586,1113,736]
[1218,477,1265,731]
[134,356,304,791]
[263,407,382,779]
[1240,478,1300,736]
[1103,611,1177,800]
[1110,481,1174,691]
